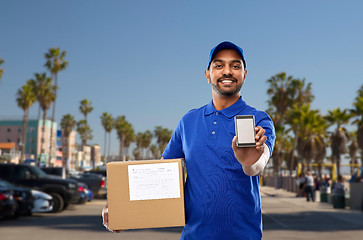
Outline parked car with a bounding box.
[41,167,98,201]
[0,164,79,213]
[76,182,88,204]
[0,179,33,217]
[41,167,67,179]
[88,169,106,177]
[31,189,53,213]
[70,172,106,199]
[84,184,94,202]
[0,183,17,218]
[41,167,106,198]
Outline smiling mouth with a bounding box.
[221,80,234,83]
[219,79,236,84]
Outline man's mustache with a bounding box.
[217,74,237,82]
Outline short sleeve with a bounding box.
[162,120,185,159]
[255,112,276,157]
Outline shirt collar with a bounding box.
[204,97,247,118]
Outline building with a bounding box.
[91,144,101,168]
[58,129,77,169]
[0,142,19,163]
[0,119,57,166]
[75,145,91,170]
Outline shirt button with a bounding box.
[213,121,217,125]
[216,112,219,116]
[211,131,215,135]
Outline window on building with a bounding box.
[7,139,11,142]
[18,128,22,133]
[7,128,11,132]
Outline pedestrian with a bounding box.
[334,175,347,191]
[102,41,276,239]
[313,174,320,191]
[296,173,305,197]
[304,171,315,202]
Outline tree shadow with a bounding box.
[263,211,363,231]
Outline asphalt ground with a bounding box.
[1,186,362,240]
[260,186,363,240]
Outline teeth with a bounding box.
[222,80,233,83]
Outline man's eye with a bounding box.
[233,65,241,69]
[214,64,222,68]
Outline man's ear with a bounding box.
[243,69,247,81]
[205,70,211,84]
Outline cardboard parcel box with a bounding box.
[107,158,185,230]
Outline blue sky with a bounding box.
[1,0,362,156]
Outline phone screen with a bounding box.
[235,115,256,147]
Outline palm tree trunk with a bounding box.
[121,137,125,161]
[20,110,29,163]
[48,74,57,165]
[38,105,41,121]
[289,128,300,176]
[48,120,55,166]
[104,131,107,162]
[108,132,111,162]
[336,156,341,177]
[62,134,68,169]
[119,137,123,161]
[38,111,47,166]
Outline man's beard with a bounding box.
[211,75,243,96]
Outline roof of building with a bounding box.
[0,142,16,149]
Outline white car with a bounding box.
[31,189,53,213]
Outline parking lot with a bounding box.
[1,186,363,240]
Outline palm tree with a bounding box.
[60,114,77,168]
[325,108,351,177]
[288,104,327,175]
[133,148,141,160]
[270,125,292,175]
[154,126,173,158]
[16,81,36,163]
[266,72,313,127]
[76,119,93,168]
[135,132,144,159]
[351,85,363,167]
[30,73,55,166]
[100,112,114,162]
[45,48,68,164]
[134,131,153,160]
[0,57,4,81]
[150,144,159,159]
[79,98,93,122]
[141,130,153,159]
[114,116,133,161]
[77,120,93,146]
[348,132,359,176]
[123,125,135,160]
[267,73,314,175]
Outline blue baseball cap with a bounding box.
[207,41,246,70]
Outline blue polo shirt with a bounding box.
[162,97,275,240]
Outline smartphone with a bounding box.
[235,115,256,147]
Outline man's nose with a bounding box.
[222,65,232,76]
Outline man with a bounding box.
[304,171,315,202]
[102,41,276,239]
[161,41,275,239]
